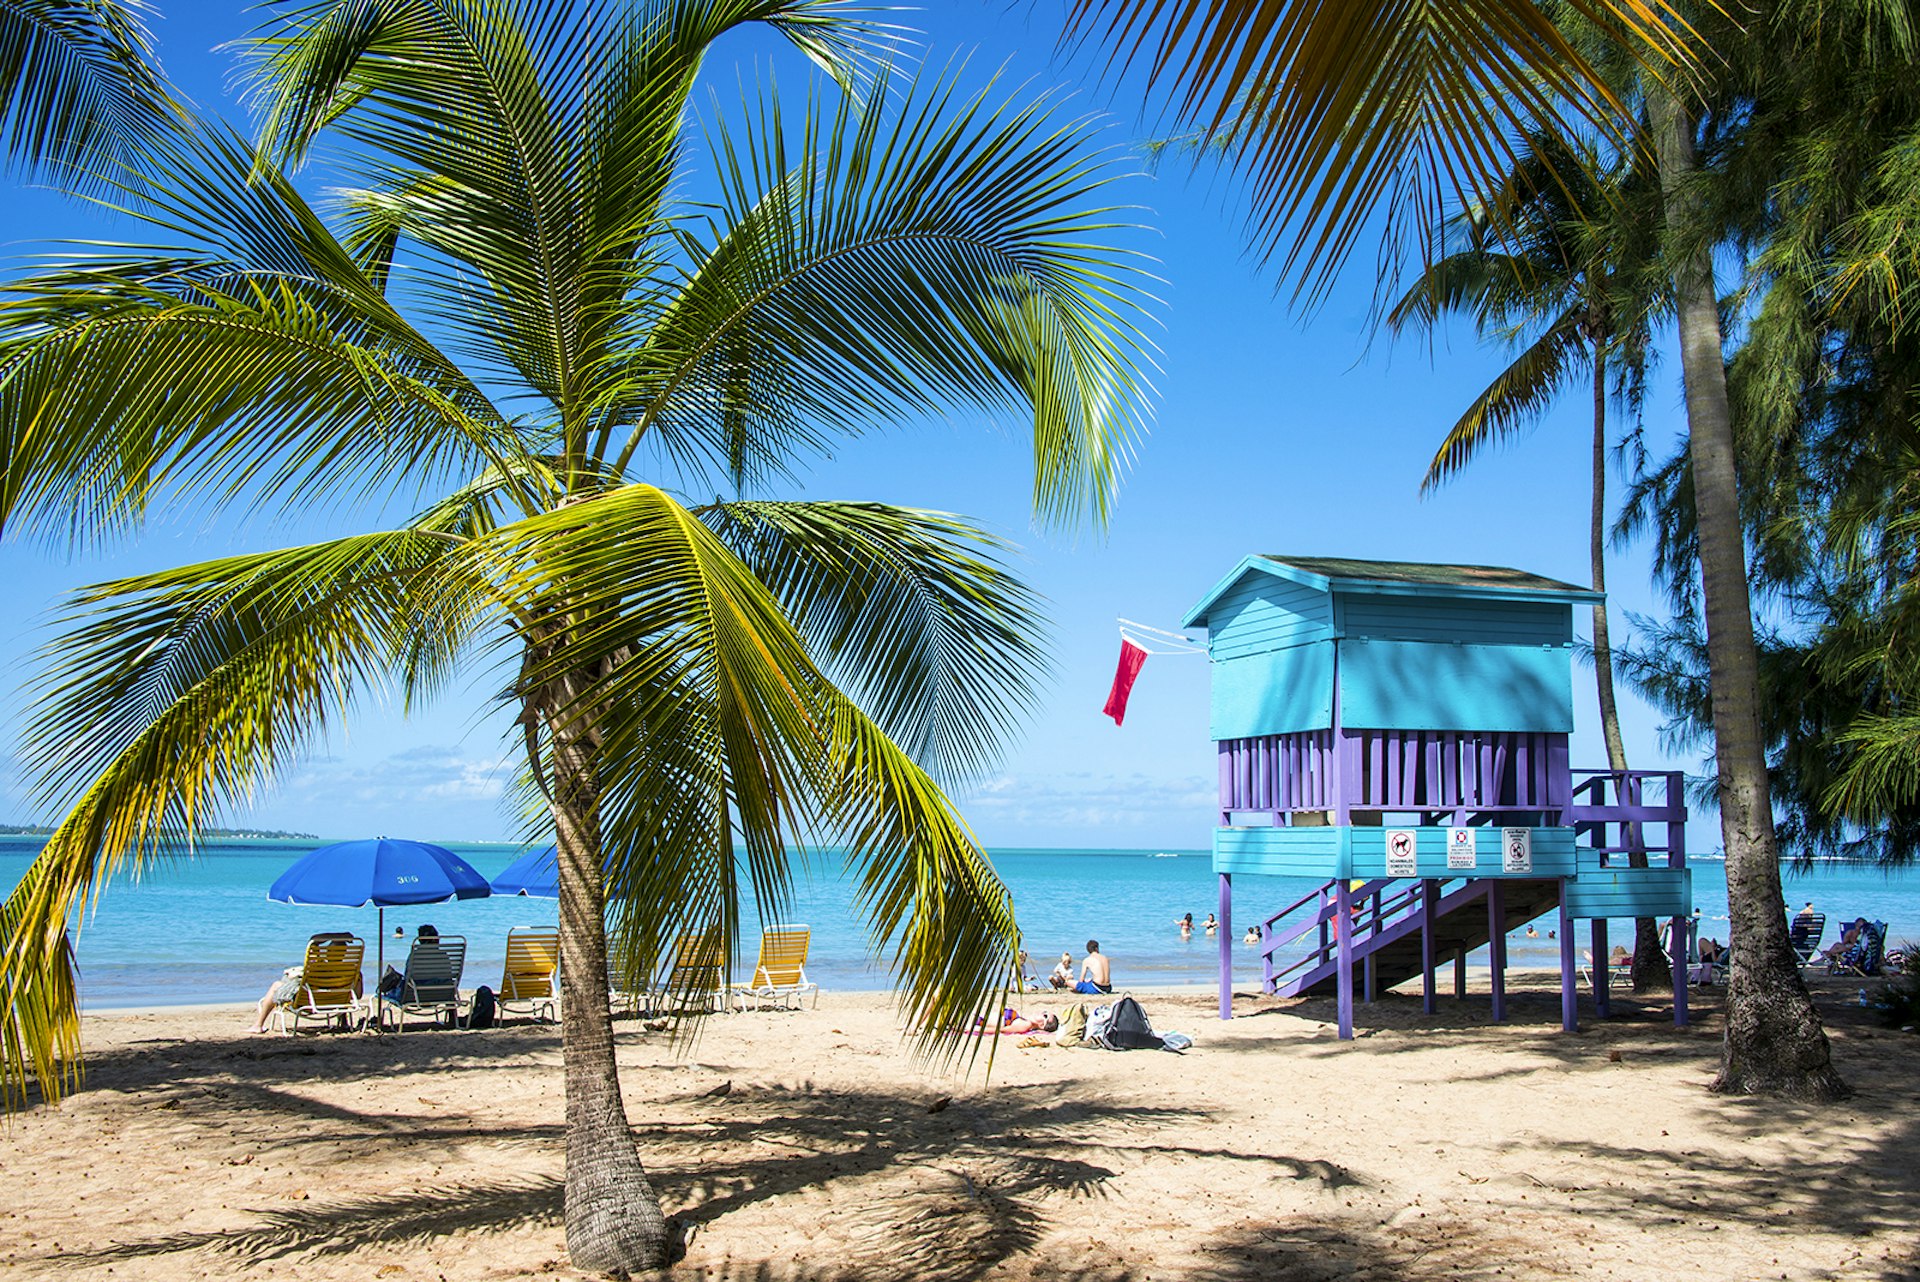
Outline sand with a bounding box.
[1,975,1913,1281]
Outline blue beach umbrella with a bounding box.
[269,837,492,991]
[490,844,559,898]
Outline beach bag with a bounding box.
[1084,1002,1115,1046]
[1054,1003,1089,1047]
[1095,996,1162,1051]
[467,985,496,1030]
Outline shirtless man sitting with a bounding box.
[1074,940,1112,994]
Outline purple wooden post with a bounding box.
[1218,872,1233,1020]
[1421,878,1439,1014]
[1217,742,1233,826]
[1335,878,1354,1039]
[1454,949,1467,999]
[1670,913,1690,1027]
[1592,918,1610,1018]
[1329,651,1348,823]
[1488,880,1507,1022]
[1559,884,1577,1032]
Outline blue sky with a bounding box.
[0,2,1699,847]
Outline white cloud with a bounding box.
[281,745,513,805]
[956,770,1215,830]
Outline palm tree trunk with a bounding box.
[549,669,673,1271]
[1589,347,1670,992]
[1649,87,1846,1098]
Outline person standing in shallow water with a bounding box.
[1075,940,1112,994]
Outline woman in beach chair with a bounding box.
[1829,920,1885,977]
[262,933,369,1033]
[378,926,468,1031]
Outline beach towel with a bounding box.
[1103,639,1148,725]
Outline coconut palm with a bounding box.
[0,1,1152,1271]
[1064,0,1849,1099]
[1386,129,1673,989]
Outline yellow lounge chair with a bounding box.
[271,933,369,1033]
[732,924,819,1011]
[500,927,560,1023]
[649,930,728,1015]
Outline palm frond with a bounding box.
[1422,307,1585,489]
[472,483,1021,1051]
[241,0,901,437]
[607,66,1156,528]
[700,499,1048,785]
[0,0,168,184]
[1062,0,1697,302]
[0,859,79,1111]
[3,530,497,1104]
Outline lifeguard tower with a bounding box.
[1183,555,1692,1037]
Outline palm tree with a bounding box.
[1063,0,1848,1099]
[0,1,1152,1271]
[1386,129,1674,990]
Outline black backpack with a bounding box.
[1096,996,1162,1050]
[467,984,496,1029]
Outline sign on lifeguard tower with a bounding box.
[1447,827,1478,869]
[1502,827,1533,873]
[1386,830,1418,876]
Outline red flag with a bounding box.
[1103,638,1149,725]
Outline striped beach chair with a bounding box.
[499,927,559,1023]
[271,934,369,1034]
[732,924,820,1011]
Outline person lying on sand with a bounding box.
[968,1009,1060,1035]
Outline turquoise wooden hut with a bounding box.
[1183,555,1693,1037]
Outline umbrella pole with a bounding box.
[376,907,385,1031]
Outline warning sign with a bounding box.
[1501,827,1533,874]
[1385,829,1418,876]
[1447,827,1478,870]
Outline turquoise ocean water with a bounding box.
[4,836,1917,1008]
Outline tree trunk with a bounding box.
[1649,87,1846,1099]
[550,668,673,1273]
[1588,346,1670,992]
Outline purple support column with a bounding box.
[1421,878,1439,1014]
[1559,885,1577,1032]
[1335,878,1354,1039]
[1218,742,1233,826]
[1454,949,1467,999]
[1670,914,1690,1027]
[1592,918,1610,1018]
[1488,880,1507,1022]
[1217,873,1233,1020]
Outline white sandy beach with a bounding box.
[2,975,1912,1281]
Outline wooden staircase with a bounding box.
[1265,877,1562,999]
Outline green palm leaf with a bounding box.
[699,499,1047,784]
[472,484,1021,1051]
[607,68,1156,525]
[0,0,166,183]
[2,530,497,1107]
[1063,0,1696,300]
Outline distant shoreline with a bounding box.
[0,825,321,840]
